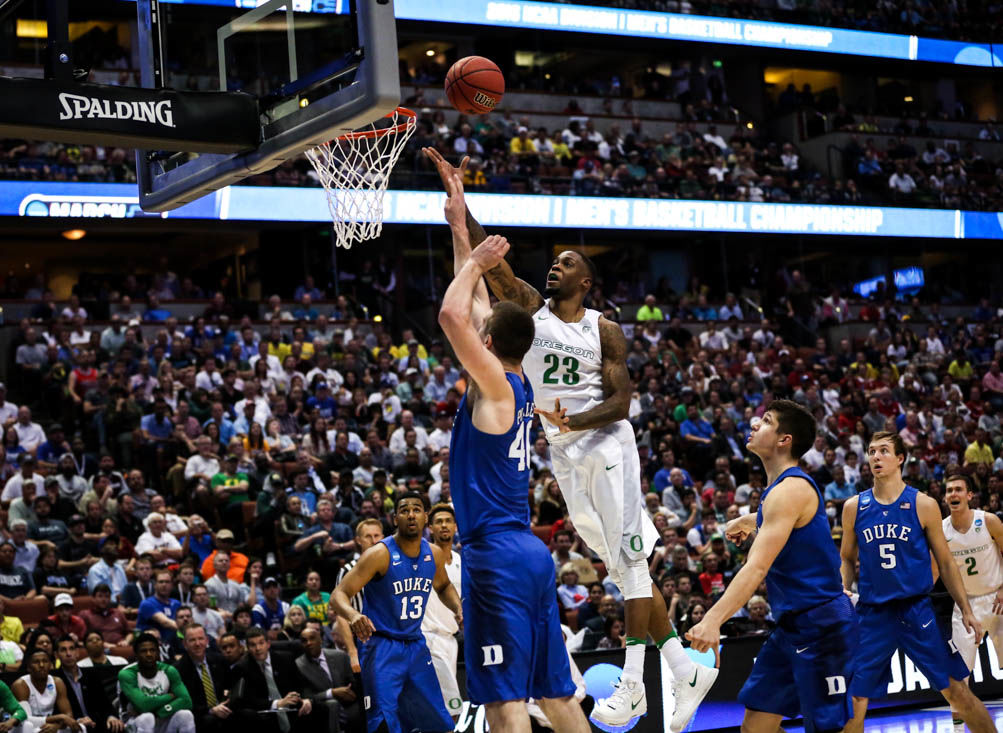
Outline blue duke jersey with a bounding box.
[364,536,437,641]
[449,371,534,543]
[854,486,932,604]
[757,467,845,616]
[740,465,858,730]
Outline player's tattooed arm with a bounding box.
[482,255,546,313]
[483,264,546,312]
[565,317,631,431]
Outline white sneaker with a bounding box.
[670,664,718,733]
[590,677,646,732]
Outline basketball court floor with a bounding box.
[782,703,1003,732]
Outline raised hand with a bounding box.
[469,234,510,272]
[442,165,466,228]
[422,147,469,192]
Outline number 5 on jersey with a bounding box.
[879,543,896,569]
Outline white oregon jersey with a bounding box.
[943,510,1003,596]
[523,304,604,443]
[421,549,461,636]
[18,674,56,717]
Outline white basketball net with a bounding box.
[304,108,417,249]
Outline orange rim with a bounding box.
[335,107,416,141]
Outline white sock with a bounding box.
[623,640,646,683]
[953,718,964,733]
[660,635,696,679]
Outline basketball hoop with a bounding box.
[305,107,417,249]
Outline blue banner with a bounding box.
[122,0,1001,67]
[4,181,1003,239]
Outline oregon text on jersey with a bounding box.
[950,542,993,558]
[531,337,596,361]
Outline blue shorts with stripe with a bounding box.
[358,634,453,733]
[851,595,970,698]
[739,594,858,732]
[462,529,576,705]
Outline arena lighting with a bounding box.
[61,229,86,240]
[15,18,46,38]
[373,315,383,322]
[425,49,435,56]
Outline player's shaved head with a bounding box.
[544,250,596,302]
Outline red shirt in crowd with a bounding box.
[79,606,130,645]
[47,613,87,641]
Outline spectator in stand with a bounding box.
[9,520,38,573]
[87,539,128,603]
[557,564,589,610]
[189,584,226,640]
[48,592,87,640]
[137,569,181,637]
[78,629,128,668]
[453,124,483,156]
[252,577,290,639]
[2,456,41,504]
[80,583,130,644]
[199,531,248,583]
[636,294,664,322]
[12,408,44,456]
[135,513,183,568]
[121,554,155,612]
[33,547,73,599]
[205,551,247,617]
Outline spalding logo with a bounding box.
[473,91,497,109]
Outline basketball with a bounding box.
[444,56,505,115]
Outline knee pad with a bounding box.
[620,557,653,601]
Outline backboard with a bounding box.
[135,0,402,212]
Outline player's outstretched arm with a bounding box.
[839,496,859,591]
[686,477,813,652]
[438,236,517,433]
[331,543,389,642]
[563,317,631,431]
[439,163,491,330]
[430,545,463,628]
[423,146,540,314]
[920,494,982,637]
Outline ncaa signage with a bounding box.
[17,194,165,219]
